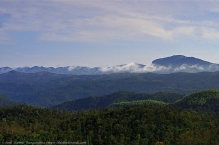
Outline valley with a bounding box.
[1,55,219,144]
[2,0,219,144]
[1,71,219,107]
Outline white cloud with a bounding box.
[100,62,219,74]
[68,66,78,71]
[100,63,171,73]
[211,8,219,13]
[207,64,219,71]
[172,27,195,36]
[0,29,11,44]
[0,0,219,43]
[173,64,204,72]
[201,27,219,40]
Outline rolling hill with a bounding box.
[1,103,219,144]
[51,91,183,111]
[174,90,219,113]
[1,71,219,107]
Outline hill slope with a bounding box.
[0,93,17,106]
[1,71,219,107]
[52,91,183,111]
[109,99,167,108]
[51,91,152,111]
[1,104,219,144]
[174,90,219,112]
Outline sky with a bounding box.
[0,0,219,68]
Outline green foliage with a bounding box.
[109,99,166,108]
[1,71,219,107]
[51,91,183,111]
[174,90,219,113]
[151,92,184,103]
[1,104,219,144]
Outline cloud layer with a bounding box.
[1,1,219,68]
[2,62,219,75]
[100,63,219,74]
[1,0,219,43]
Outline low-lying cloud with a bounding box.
[100,63,170,73]
[99,62,219,74]
[2,63,219,75]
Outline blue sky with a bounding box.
[0,0,219,68]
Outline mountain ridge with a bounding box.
[2,71,219,107]
[1,55,219,74]
[152,55,213,67]
[51,91,183,111]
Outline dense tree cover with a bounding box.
[0,93,16,107]
[51,91,182,111]
[151,92,184,103]
[51,91,151,111]
[1,71,219,107]
[0,105,71,143]
[174,90,219,113]
[1,104,219,144]
[109,99,166,108]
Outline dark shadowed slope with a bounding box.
[1,71,219,107]
[0,93,17,106]
[51,91,183,111]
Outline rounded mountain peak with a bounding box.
[152,55,212,67]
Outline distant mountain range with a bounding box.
[1,70,219,107]
[1,55,219,74]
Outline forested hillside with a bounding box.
[52,91,183,111]
[174,90,219,113]
[109,99,167,108]
[1,71,219,107]
[1,104,219,145]
[0,93,16,106]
